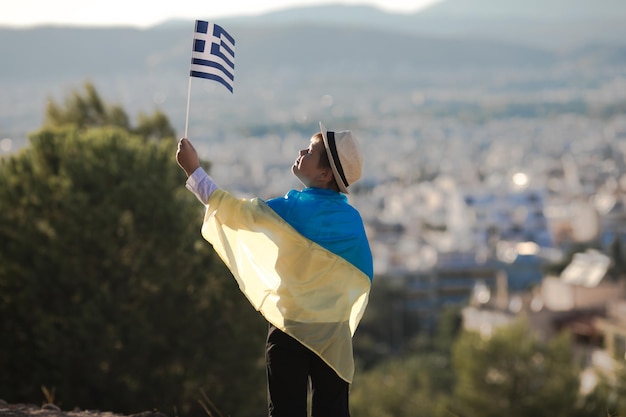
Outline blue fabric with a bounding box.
[266,188,373,281]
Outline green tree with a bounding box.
[0,89,266,416]
[351,305,460,417]
[44,82,130,130]
[588,363,626,417]
[44,82,175,141]
[135,109,177,141]
[450,321,582,417]
[350,354,451,417]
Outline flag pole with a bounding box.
[184,76,192,138]
[184,20,197,139]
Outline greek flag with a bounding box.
[190,20,235,93]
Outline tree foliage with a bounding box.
[44,82,129,130]
[589,363,626,417]
[352,315,608,417]
[451,321,582,417]
[0,85,266,417]
[350,354,451,417]
[350,305,459,417]
[44,82,175,141]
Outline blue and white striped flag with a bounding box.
[190,20,235,93]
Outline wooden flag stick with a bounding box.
[184,76,192,139]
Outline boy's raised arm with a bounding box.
[176,137,218,205]
[176,138,200,177]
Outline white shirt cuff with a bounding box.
[185,167,219,205]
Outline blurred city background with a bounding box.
[2,1,626,416]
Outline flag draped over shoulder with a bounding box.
[201,189,371,383]
[190,20,235,92]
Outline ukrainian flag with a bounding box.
[201,189,371,383]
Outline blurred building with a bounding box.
[462,248,626,392]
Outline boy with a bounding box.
[176,122,373,417]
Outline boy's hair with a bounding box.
[314,133,331,169]
[313,133,340,191]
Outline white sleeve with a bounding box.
[185,167,219,205]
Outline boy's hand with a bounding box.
[176,138,200,177]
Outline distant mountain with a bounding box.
[421,0,626,19]
[212,1,626,50]
[212,0,626,25]
[414,0,626,49]
[0,2,624,82]
[0,23,559,82]
[223,4,398,25]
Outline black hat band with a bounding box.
[327,131,349,188]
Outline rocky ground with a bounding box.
[0,400,167,417]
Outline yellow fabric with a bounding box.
[201,189,371,382]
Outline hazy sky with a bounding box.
[2,0,442,28]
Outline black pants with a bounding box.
[266,324,350,417]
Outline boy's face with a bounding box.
[292,137,331,188]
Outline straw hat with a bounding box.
[319,121,363,194]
